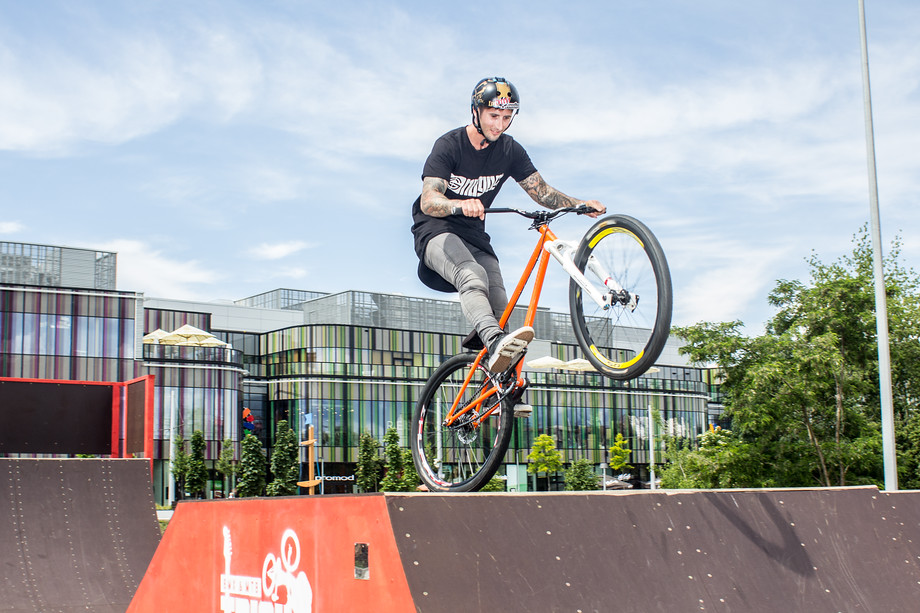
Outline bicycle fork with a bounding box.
[543,239,639,311]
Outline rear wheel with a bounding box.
[410,352,513,492]
[569,214,672,380]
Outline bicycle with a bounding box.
[410,205,672,492]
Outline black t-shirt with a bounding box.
[411,126,537,292]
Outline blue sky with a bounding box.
[1,1,917,333]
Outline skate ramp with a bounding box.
[0,458,161,613]
[390,487,920,612]
[129,486,920,612]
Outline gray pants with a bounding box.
[424,233,508,346]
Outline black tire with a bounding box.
[568,214,672,380]
[410,352,513,492]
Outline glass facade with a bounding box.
[234,288,329,310]
[249,320,711,493]
[0,286,138,380]
[1,241,116,290]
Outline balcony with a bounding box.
[142,343,244,368]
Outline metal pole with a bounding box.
[601,425,608,491]
[858,0,897,490]
[648,405,656,490]
[168,393,177,506]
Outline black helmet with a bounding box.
[471,77,520,112]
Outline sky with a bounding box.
[1,0,917,334]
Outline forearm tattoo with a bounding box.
[519,172,581,210]
[420,177,455,217]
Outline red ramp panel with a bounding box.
[129,494,415,613]
[0,458,161,613]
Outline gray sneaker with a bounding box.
[487,326,534,373]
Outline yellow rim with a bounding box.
[587,226,643,249]
[584,222,648,371]
[590,344,643,369]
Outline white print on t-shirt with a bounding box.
[449,173,504,198]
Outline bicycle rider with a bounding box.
[411,76,606,384]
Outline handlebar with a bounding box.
[450,204,595,225]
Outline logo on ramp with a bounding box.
[220,526,313,612]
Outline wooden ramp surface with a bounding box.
[0,458,161,613]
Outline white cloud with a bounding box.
[182,25,263,120]
[267,266,308,280]
[248,241,311,260]
[0,16,263,154]
[0,36,185,153]
[666,233,795,328]
[241,167,302,203]
[95,239,220,299]
[0,221,24,234]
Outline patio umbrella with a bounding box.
[198,337,229,347]
[142,329,170,344]
[562,358,598,372]
[526,356,598,372]
[161,324,215,345]
[526,356,566,369]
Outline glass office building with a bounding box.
[1,245,714,501]
[1,241,116,290]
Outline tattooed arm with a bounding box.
[519,172,605,217]
[420,176,485,219]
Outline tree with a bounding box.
[608,433,633,474]
[527,434,563,491]
[171,433,190,502]
[186,430,208,498]
[658,427,759,489]
[237,433,267,497]
[672,228,920,488]
[267,420,299,496]
[899,414,920,489]
[355,431,382,493]
[380,427,418,492]
[480,476,506,492]
[216,438,236,497]
[400,448,420,491]
[564,458,599,491]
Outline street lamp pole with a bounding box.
[858,0,897,490]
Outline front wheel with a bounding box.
[569,214,672,380]
[410,352,513,492]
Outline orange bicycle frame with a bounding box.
[442,224,559,427]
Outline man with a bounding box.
[411,76,605,375]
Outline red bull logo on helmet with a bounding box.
[487,82,519,109]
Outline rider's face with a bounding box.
[478,108,515,142]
